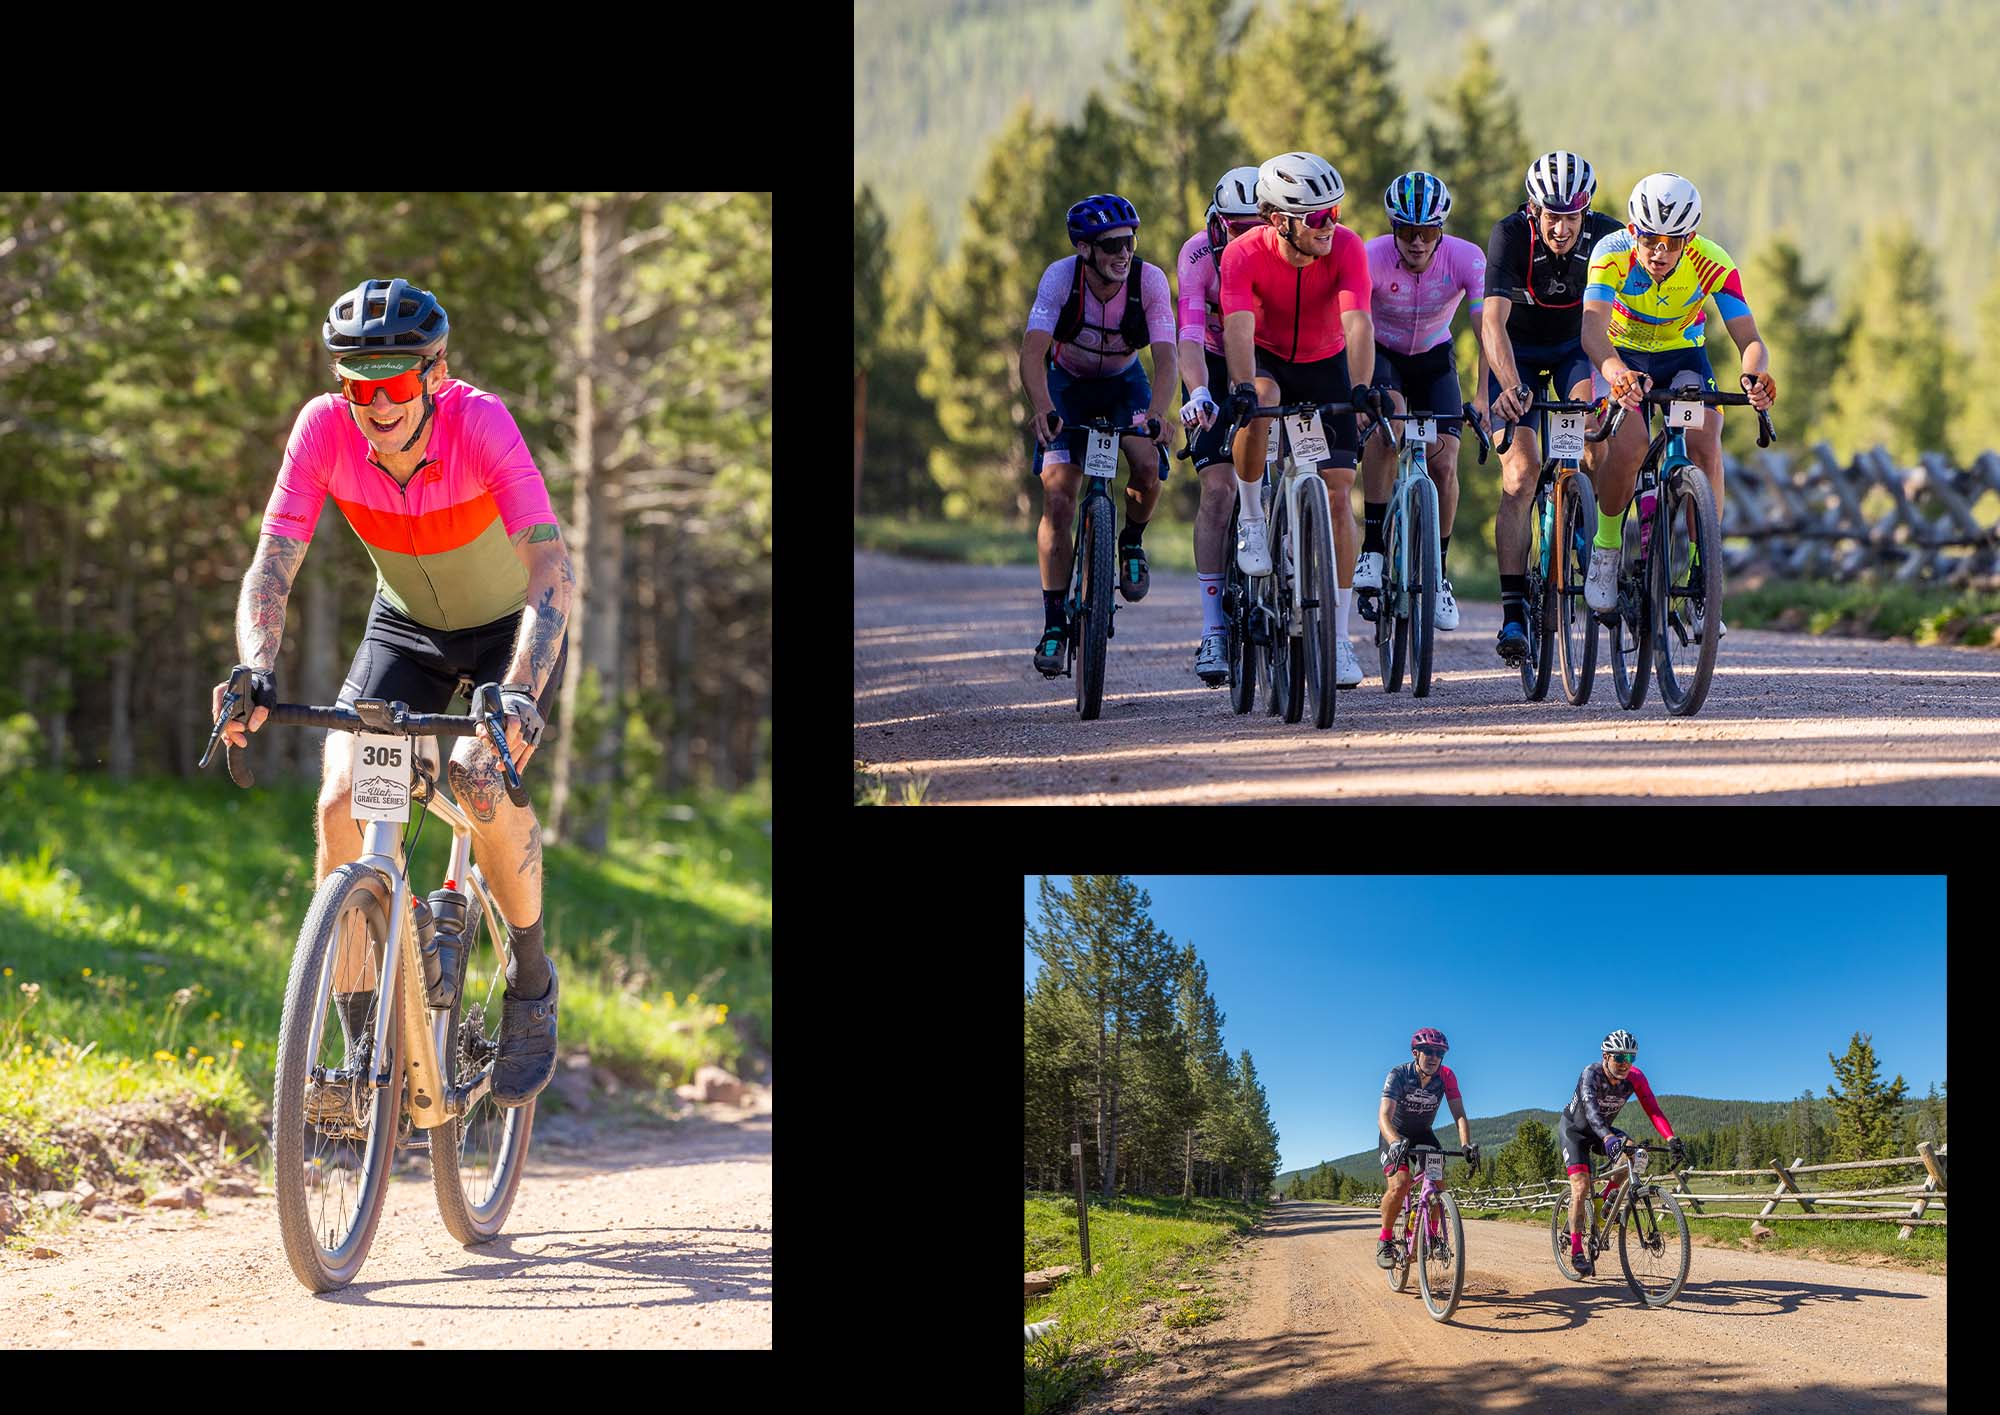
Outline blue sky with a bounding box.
[1024,875,1946,1174]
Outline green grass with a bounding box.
[1024,1191,1263,1415]
[0,768,769,1197]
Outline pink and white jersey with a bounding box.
[260,379,559,631]
[1365,233,1486,356]
[1026,257,1177,378]
[1175,231,1226,357]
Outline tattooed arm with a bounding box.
[506,522,574,695]
[237,534,309,670]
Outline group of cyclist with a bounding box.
[1019,147,1778,690]
[1377,1027,1687,1277]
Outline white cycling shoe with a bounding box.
[1235,518,1272,577]
[1583,546,1621,613]
[1352,550,1384,591]
[1335,636,1364,688]
[1434,578,1459,630]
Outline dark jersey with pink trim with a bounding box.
[1381,1062,1459,1131]
[1564,1060,1675,1141]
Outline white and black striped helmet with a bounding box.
[1524,151,1596,214]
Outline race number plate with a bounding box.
[1549,412,1587,461]
[1083,429,1119,478]
[350,732,414,823]
[1667,400,1705,430]
[1286,411,1330,465]
[1425,1153,1445,1180]
[1265,421,1283,469]
[1404,417,1437,445]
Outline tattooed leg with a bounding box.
[448,738,544,929]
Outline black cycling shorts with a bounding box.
[339,593,567,724]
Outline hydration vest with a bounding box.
[1051,255,1152,358]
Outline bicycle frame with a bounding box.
[1265,427,1328,641]
[323,746,514,1130]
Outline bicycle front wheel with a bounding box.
[1654,468,1722,717]
[1617,1186,1692,1307]
[1073,492,1115,721]
[1417,1189,1464,1321]
[1297,478,1339,728]
[1409,478,1439,698]
[272,861,408,1293]
[1555,470,1599,704]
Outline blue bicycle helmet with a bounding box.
[1065,194,1140,244]
[1383,171,1453,227]
[323,278,450,357]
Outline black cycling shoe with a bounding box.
[1119,543,1150,602]
[492,960,559,1107]
[1033,626,1067,676]
[1572,1249,1595,1276]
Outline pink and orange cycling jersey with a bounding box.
[1026,257,1177,379]
[1175,230,1227,357]
[1364,233,1485,356]
[260,379,559,631]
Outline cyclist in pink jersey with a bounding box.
[214,278,571,1109]
[1376,1027,1478,1268]
[1558,1030,1686,1276]
[1217,151,1378,690]
[1021,195,1180,676]
[1353,172,1489,635]
[1176,167,1265,686]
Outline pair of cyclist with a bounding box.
[1376,1027,1687,1276]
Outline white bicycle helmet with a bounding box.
[1256,152,1344,214]
[1627,173,1702,237]
[1213,166,1262,218]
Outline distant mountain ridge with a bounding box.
[855,0,1998,334]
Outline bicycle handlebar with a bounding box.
[201,665,530,808]
[1495,398,1623,456]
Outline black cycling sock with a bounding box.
[1439,535,1450,577]
[1499,573,1529,628]
[1362,502,1387,555]
[505,914,550,998]
[1042,590,1065,629]
[1119,519,1145,548]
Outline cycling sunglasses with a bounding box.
[339,365,427,405]
[1291,206,1340,230]
[1392,223,1443,243]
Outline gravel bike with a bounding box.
[204,668,539,1292]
